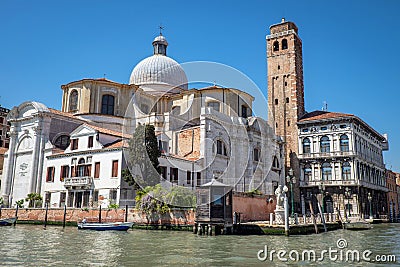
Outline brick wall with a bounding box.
[0,208,195,225]
[177,127,200,160]
[232,193,276,222]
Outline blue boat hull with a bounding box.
[77,222,133,231]
[0,217,17,226]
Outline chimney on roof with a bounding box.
[281,18,285,23]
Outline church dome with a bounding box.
[129,34,188,91]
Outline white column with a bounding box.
[29,126,42,193]
[2,130,18,206]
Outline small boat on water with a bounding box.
[343,221,372,230]
[0,217,17,226]
[77,221,134,231]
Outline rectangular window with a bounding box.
[45,192,51,205]
[254,148,260,162]
[187,171,191,185]
[71,166,76,177]
[207,102,220,112]
[46,167,55,182]
[4,142,9,148]
[160,166,167,180]
[60,165,69,181]
[93,190,99,202]
[94,162,100,178]
[170,168,178,183]
[71,139,78,150]
[59,192,66,207]
[88,136,93,148]
[0,117,3,124]
[241,105,247,118]
[197,172,201,186]
[67,192,74,207]
[112,160,118,177]
[109,189,117,204]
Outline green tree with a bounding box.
[15,199,24,208]
[123,124,161,188]
[25,193,43,208]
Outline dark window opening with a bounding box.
[320,136,330,153]
[282,39,288,50]
[170,168,178,183]
[273,41,279,51]
[303,138,311,153]
[340,134,349,152]
[101,94,115,115]
[94,162,100,178]
[160,166,167,180]
[286,97,289,103]
[216,140,227,156]
[275,99,278,105]
[112,160,118,177]
[54,135,70,150]
[46,167,55,182]
[69,90,78,112]
[287,120,290,126]
[241,105,248,118]
[88,136,94,148]
[254,148,260,162]
[278,65,280,70]
[71,139,78,150]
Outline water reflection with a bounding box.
[0,224,399,266]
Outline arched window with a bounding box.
[340,134,349,152]
[54,135,70,150]
[302,137,311,153]
[253,148,260,162]
[320,136,330,153]
[342,162,351,180]
[303,164,312,181]
[273,156,279,169]
[101,94,115,115]
[216,140,227,156]
[69,90,78,112]
[322,162,332,180]
[282,39,288,50]
[77,158,86,177]
[273,41,279,51]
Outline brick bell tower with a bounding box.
[266,18,305,212]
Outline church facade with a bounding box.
[1,32,284,208]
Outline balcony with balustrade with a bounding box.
[64,176,93,189]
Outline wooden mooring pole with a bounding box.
[44,203,49,229]
[14,206,18,226]
[63,205,67,228]
[99,205,102,223]
[125,205,128,222]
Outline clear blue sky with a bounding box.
[0,0,399,171]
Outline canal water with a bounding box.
[0,224,399,266]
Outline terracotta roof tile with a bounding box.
[104,140,129,149]
[299,111,354,122]
[84,123,131,138]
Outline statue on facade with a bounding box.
[274,184,288,224]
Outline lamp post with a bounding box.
[367,192,373,219]
[286,168,296,217]
[345,187,351,218]
[318,182,326,213]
